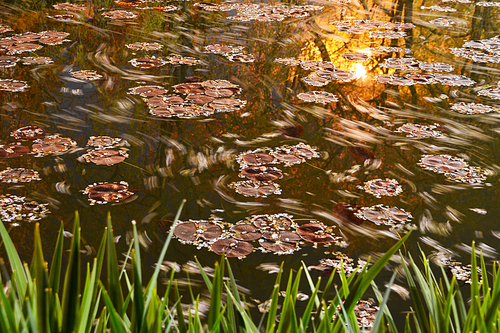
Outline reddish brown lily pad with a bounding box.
[83,181,133,204]
[355,204,413,229]
[174,83,205,95]
[229,224,262,241]
[53,2,86,11]
[227,53,255,63]
[126,42,163,51]
[21,56,53,65]
[297,91,338,104]
[0,79,29,92]
[297,222,339,243]
[361,179,402,198]
[210,98,246,111]
[418,155,467,173]
[211,238,253,257]
[240,165,283,182]
[129,58,166,68]
[232,181,281,197]
[70,70,103,80]
[174,221,223,243]
[238,152,276,166]
[259,239,298,254]
[0,144,30,158]
[186,94,215,104]
[204,88,234,98]
[11,126,45,140]
[82,149,128,165]
[251,213,294,230]
[263,230,301,242]
[0,56,18,68]
[32,135,77,156]
[6,43,43,54]
[0,168,40,183]
[103,10,137,19]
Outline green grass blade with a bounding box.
[208,260,223,332]
[266,263,283,332]
[370,271,397,333]
[31,223,49,333]
[101,283,131,333]
[0,218,27,295]
[61,212,81,333]
[174,281,187,333]
[49,222,64,295]
[106,213,124,316]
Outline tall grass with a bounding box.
[10,206,498,332]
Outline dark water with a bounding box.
[1,0,500,322]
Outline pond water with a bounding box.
[1,0,500,323]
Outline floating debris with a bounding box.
[125,42,163,51]
[240,166,283,182]
[210,98,247,111]
[81,149,128,166]
[354,300,379,329]
[274,57,302,66]
[451,48,500,63]
[227,53,255,63]
[302,74,330,87]
[395,123,443,138]
[342,52,370,61]
[204,44,244,55]
[70,70,103,80]
[271,143,320,166]
[0,144,30,158]
[0,56,18,68]
[0,79,29,92]
[149,105,215,118]
[0,194,49,224]
[21,56,53,65]
[129,57,166,68]
[230,180,281,198]
[308,252,367,276]
[360,179,403,198]
[196,3,323,22]
[82,181,133,205]
[167,54,201,65]
[103,10,137,19]
[173,220,223,245]
[297,91,338,104]
[450,102,496,115]
[128,85,167,97]
[445,166,487,184]
[477,1,500,6]
[53,2,87,11]
[447,261,482,284]
[11,126,45,140]
[32,135,76,156]
[296,222,342,244]
[0,25,12,34]
[419,62,454,72]
[421,5,457,11]
[211,238,253,257]
[369,31,407,39]
[418,154,467,173]
[477,88,500,99]
[47,14,75,22]
[382,57,420,70]
[434,74,475,86]
[354,204,415,230]
[0,168,41,183]
[430,18,456,27]
[87,136,126,148]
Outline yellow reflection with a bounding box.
[354,63,367,79]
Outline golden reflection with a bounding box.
[354,63,367,79]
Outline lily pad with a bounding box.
[211,238,253,257]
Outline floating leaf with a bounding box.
[0,194,49,224]
[355,204,414,230]
[258,239,299,255]
[419,62,453,72]
[395,123,443,138]
[0,144,30,158]
[173,220,223,244]
[21,56,53,65]
[103,10,137,19]
[418,154,467,173]
[450,102,496,114]
[32,135,77,156]
[11,125,45,140]
[296,222,342,244]
[342,52,370,61]
[297,91,338,104]
[229,224,262,241]
[369,31,406,39]
[82,181,133,205]
[251,213,296,231]
[360,179,403,198]
[0,168,41,183]
[86,136,126,148]
[0,56,18,68]
[262,230,301,242]
[204,44,244,55]
[434,74,475,86]
[477,87,500,99]
[308,252,367,276]
[47,14,75,21]
[81,149,128,166]
[211,238,253,257]
[167,54,201,65]
[0,79,29,91]
[382,57,420,70]
[129,57,166,68]
[227,53,255,63]
[209,98,246,111]
[70,70,103,80]
[125,42,163,51]
[53,2,87,11]
[230,180,281,197]
[240,165,283,182]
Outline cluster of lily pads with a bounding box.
[418,154,487,184]
[382,58,454,72]
[450,102,497,115]
[195,2,323,22]
[204,44,255,63]
[451,36,500,63]
[275,57,355,86]
[129,54,201,68]
[0,194,49,225]
[374,73,474,86]
[79,136,129,166]
[172,213,346,258]
[129,79,246,119]
[330,20,413,37]
[82,181,134,205]
[231,143,320,197]
[113,0,178,12]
